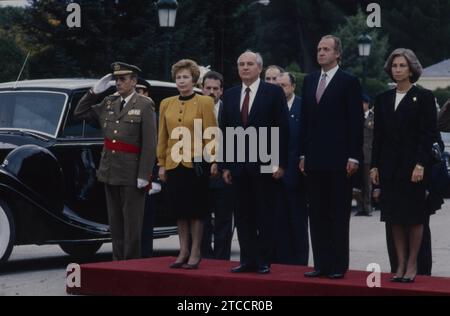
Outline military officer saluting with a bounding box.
[74,62,157,260]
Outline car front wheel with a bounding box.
[0,200,15,267]
[59,242,103,258]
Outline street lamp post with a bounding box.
[358,34,372,92]
[156,0,178,81]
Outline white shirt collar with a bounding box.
[321,64,339,80]
[242,78,261,93]
[287,95,295,111]
[121,91,136,107]
[214,100,221,120]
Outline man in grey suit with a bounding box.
[75,62,157,261]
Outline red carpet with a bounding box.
[66,257,450,296]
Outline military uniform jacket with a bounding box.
[74,90,157,186]
[363,110,374,165]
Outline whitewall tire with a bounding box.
[0,200,15,267]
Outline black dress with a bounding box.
[371,86,437,225]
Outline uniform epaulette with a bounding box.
[107,93,121,100]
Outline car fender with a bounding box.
[1,145,64,213]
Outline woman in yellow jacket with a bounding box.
[158,59,218,269]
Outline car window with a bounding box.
[441,132,450,144]
[62,92,85,137]
[148,86,179,112]
[0,91,66,137]
[62,91,102,138]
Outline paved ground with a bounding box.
[1,200,450,296]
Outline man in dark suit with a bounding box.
[221,50,289,274]
[201,71,234,260]
[274,72,309,265]
[299,35,363,279]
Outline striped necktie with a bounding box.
[316,73,327,103]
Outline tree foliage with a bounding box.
[334,9,389,98]
[1,0,450,91]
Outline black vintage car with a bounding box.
[0,79,178,266]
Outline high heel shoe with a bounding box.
[390,275,404,282]
[169,256,189,269]
[182,258,202,270]
[402,275,416,283]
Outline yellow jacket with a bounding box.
[157,94,218,170]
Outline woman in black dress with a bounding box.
[371,48,437,282]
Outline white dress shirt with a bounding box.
[287,94,295,111]
[395,92,407,111]
[214,100,221,122]
[240,78,261,114]
[316,64,339,95]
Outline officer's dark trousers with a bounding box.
[308,171,352,274]
[355,163,372,212]
[234,171,276,266]
[385,216,432,276]
[274,184,309,265]
[202,185,234,260]
[141,193,156,258]
[105,184,146,261]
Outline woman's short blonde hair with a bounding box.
[384,48,423,83]
[171,59,201,83]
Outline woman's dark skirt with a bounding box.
[380,178,428,225]
[166,165,209,220]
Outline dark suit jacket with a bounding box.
[299,69,364,171]
[371,86,437,181]
[220,81,289,176]
[211,100,227,189]
[283,95,302,189]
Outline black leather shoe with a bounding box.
[355,211,372,217]
[304,270,324,278]
[231,264,257,273]
[257,265,271,274]
[327,273,345,279]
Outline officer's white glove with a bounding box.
[92,73,114,94]
[137,178,149,189]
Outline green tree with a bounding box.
[0,6,28,82]
[0,37,26,82]
[380,0,450,67]
[334,9,389,98]
[433,87,450,108]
